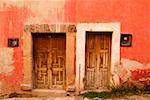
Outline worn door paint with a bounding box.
[85,32,111,90]
[33,33,66,89]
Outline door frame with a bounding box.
[76,23,120,91]
[21,24,76,91]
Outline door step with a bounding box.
[32,89,67,97]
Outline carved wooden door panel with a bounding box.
[33,34,66,89]
[85,33,111,90]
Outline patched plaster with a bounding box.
[116,58,150,83]
[0,47,14,74]
[120,58,145,80]
[121,58,144,70]
[0,0,66,24]
[26,0,66,24]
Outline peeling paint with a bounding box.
[0,3,31,93]
[120,58,143,82]
[131,69,150,84]
[25,0,66,24]
[115,58,150,84]
[0,0,66,24]
[0,0,149,93]
[0,47,14,74]
[121,58,144,70]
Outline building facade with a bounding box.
[0,0,150,94]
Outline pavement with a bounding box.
[1,94,150,100]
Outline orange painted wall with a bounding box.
[73,0,150,84]
[0,0,149,93]
[74,0,150,63]
[0,5,32,93]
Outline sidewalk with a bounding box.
[1,94,150,100]
[1,96,82,100]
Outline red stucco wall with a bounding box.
[64,0,150,63]
[0,0,149,93]
[0,5,32,93]
[76,0,150,63]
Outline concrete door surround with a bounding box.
[76,23,120,91]
[21,23,120,92]
[21,24,76,91]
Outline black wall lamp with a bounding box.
[120,33,132,47]
[8,38,19,47]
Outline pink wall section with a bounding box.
[0,0,149,93]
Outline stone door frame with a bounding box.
[76,23,120,91]
[21,24,76,91]
[20,23,120,92]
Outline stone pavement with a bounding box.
[1,94,150,100]
[1,96,82,100]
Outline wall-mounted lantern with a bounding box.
[8,38,19,47]
[120,34,132,47]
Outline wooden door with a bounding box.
[33,33,66,89]
[85,33,111,90]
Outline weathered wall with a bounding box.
[0,0,77,93]
[0,1,31,93]
[76,0,150,63]
[76,0,150,86]
[0,0,150,93]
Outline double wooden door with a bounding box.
[33,33,66,89]
[85,33,111,89]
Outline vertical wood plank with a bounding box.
[33,34,66,89]
[85,33,111,90]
